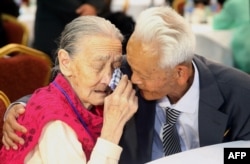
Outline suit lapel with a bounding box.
[194,56,229,146]
[119,94,156,164]
[136,95,156,162]
[119,116,138,164]
[120,58,156,163]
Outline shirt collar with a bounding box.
[157,62,200,114]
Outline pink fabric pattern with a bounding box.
[0,74,103,163]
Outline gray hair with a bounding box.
[133,6,196,68]
[58,15,123,55]
[51,16,123,81]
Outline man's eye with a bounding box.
[113,62,121,69]
[93,65,104,71]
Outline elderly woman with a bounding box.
[0,16,138,163]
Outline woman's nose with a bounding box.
[102,71,112,85]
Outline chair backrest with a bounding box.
[1,13,29,46]
[0,90,10,148]
[0,43,53,102]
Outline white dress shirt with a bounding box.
[152,62,200,160]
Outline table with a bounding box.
[192,23,233,67]
[147,141,250,164]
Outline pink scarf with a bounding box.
[0,74,103,163]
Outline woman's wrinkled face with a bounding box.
[59,36,122,109]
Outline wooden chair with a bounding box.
[0,90,10,148]
[0,43,53,102]
[1,13,29,46]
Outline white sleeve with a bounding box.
[89,138,123,164]
[25,120,122,164]
[3,102,26,121]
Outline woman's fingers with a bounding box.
[112,75,129,95]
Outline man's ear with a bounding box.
[175,64,190,85]
[58,49,72,76]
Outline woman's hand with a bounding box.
[2,103,27,150]
[101,75,138,144]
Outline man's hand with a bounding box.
[76,4,97,16]
[2,103,27,150]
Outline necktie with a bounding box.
[162,107,181,156]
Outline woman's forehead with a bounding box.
[71,35,121,59]
[92,54,122,62]
[86,35,121,47]
[78,36,122,53]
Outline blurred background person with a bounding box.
[0,0,20,17]
[0,0,20,47]
[110,0,168,22]
[32,0,107,63]
[212,0,246,29]
[216,0,226,11]
[213,0,250,74]
[0,19,8,47]
[191,0,211,23]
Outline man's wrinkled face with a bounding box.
[126,36,177,100]
[62,36,122,109]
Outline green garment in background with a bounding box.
[213,0,249,29]
[232,24,250,73]
[213,0,250,73]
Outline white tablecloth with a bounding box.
[192,24,233,67]
[147,141,250,164]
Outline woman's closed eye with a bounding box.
[91,62,105,72]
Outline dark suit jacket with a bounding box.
[119,55,250,164]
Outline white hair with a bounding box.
[133,6,196,68]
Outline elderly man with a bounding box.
[2,6,250,164]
